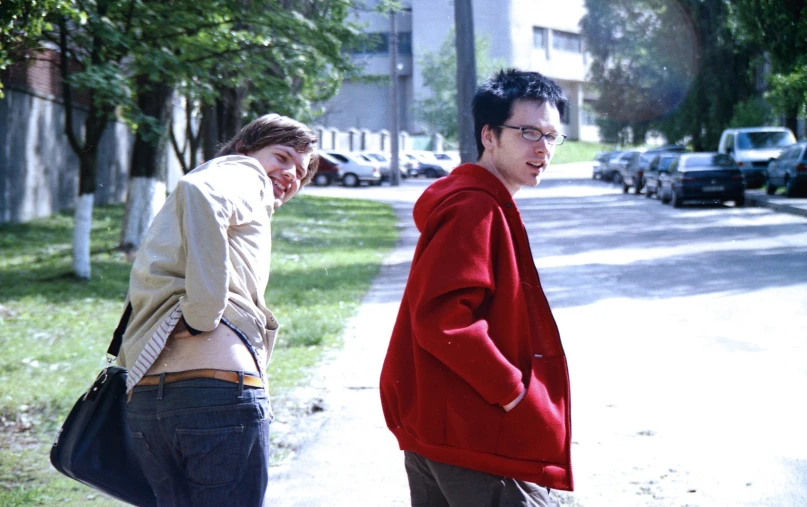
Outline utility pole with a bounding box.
[389,9,401,186]
[455,0,477,164]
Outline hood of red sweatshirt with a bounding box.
[413,164,515,233]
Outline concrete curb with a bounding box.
[745,191,807,218]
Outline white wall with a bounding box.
[319,80,392,132]
[320,0,600,142]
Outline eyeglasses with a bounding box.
[499,125,567,145]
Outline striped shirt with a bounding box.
[125,305,183,392]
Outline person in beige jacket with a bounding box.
[121,114,319,507]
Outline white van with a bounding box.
[717,127,796,188]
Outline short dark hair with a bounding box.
[472,68,569,158]
[215,113,320,186]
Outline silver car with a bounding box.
[324,151,382,187]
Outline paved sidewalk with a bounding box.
[266,166,592,506]
[268,200,418,507]
[266,163,806,506]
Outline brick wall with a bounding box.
[1,49,90,107]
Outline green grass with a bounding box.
[0,194,397,505]
[552,140,615,165]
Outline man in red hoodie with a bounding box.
[380,68,573,506]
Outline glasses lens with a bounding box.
[522,129,541,142]
[554,135,565,145]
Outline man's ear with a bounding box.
[481,125,496,150]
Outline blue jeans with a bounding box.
[125,378,273,507]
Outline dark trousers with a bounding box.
[125,377,272,507]
[404,451,558,507]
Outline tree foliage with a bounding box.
[3,0,365,276]
[581,0,757,149]
[0,0,78,97]
[730,0,807,132]
[113,0,363,176]
[415,29,504,142]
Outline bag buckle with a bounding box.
[82,362,112,401]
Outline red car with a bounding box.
[313,152,342,186]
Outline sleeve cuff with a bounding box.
[182,315,203,336]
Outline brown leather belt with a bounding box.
[136,369,263,388]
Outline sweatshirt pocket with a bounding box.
[494,355,568,464]
[445,374,502,453]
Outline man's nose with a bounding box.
[281,164,296,179]
[534,138,550,152]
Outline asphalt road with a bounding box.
[269,163,807,507]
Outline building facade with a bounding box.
[319,0,599,142]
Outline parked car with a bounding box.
[616,149,647,193]
[602,150,625,182]
[312,152,343,187]
[401,152,422,175]
[618,145,687,194]
[323,151,382,187]
[390,151,415,178]
[647,144,687,155]
[406,151,449,178]
[717,127,796,189]
[434,151,461,169]
[765,141,807,197]
[643,153,680,198]
[592,151,614,179]
[658,152,745,208]
[362,151,391,181]
[364,151,410,181]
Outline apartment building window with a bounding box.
[350,32,389,54]
[397,32,412,56]
[553,30,582,53]
[533,27,546,49]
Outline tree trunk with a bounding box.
[218,86,245,141]
[201,104,219,161]
[72,193,94,279]
[74,149,100,280]
[121,178,166,254]
[70,109,106,280]
[120,79,172,253]
[454,0,477,164]
[200,85,243,160]
[58,13,110,280]
[784,106,799,137]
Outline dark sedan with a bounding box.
[659,153,745,208]
[616,150,646,193]
[643,153,680,198]
[765,142,807,197]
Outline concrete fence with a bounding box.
[0,87,133,223]
[314,126,425,153]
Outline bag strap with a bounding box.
[107,302,133,358]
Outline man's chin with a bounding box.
[526,175,543,187]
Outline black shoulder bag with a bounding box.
[50,303,158,507]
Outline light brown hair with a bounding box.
[215,113,319,185]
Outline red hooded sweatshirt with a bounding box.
[380,164,573,490]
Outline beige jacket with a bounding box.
[118,155,279,381]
